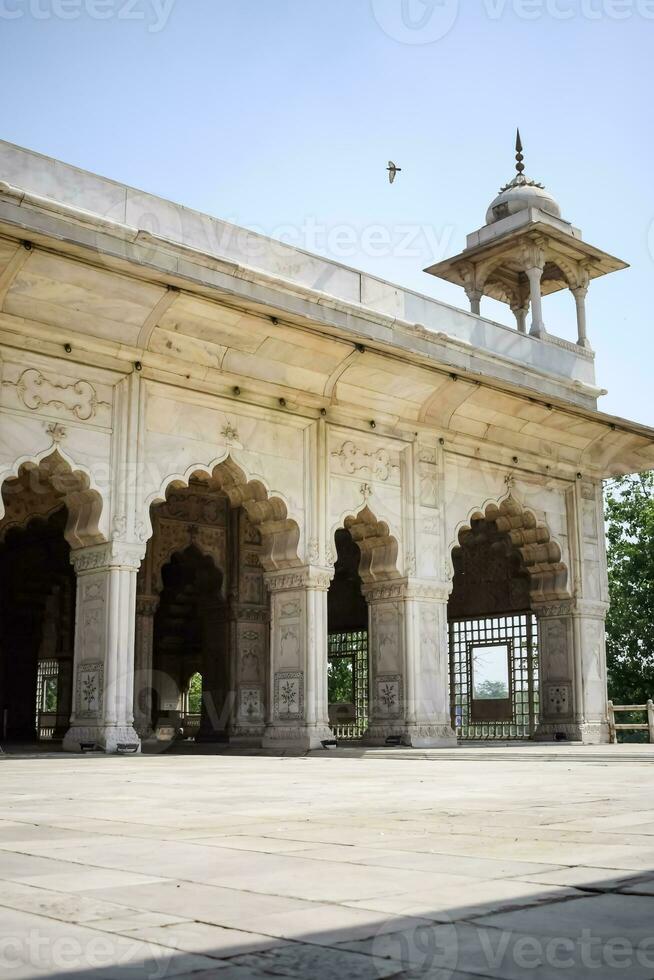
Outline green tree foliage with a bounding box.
[187,672,203,714]
[605,472,654,703]
[43,678,58,712]
[474,679,509,700]
[328,657,354,703]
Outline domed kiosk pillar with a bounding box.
[424,130,627,348]
[572,283,590,348]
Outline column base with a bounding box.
[365,722,457,748]
[229,725,265,746]
[534,721,610,745]
[63,725,141,754]
[135,723,155,741]
[263,723,334,751]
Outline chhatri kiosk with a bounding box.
[0,137,651,752]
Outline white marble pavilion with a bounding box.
[0,138,652,753]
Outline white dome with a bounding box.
[486,174,561,225]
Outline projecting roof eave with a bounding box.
[565,406,654,478]
[425,219,629,294]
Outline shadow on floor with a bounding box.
[5,866,654,980]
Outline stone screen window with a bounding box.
[450,614,539,739]
[35,659,59,741]
[328,631,369,740]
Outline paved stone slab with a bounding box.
[1,751,654,978]
[229,943,400,979]
[112,921,290,956]
[0,880,183,927]
[0,907,219,979]
[345,879,583,921]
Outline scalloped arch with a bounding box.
[146,454,301,572]
[449,494,569,600]
[0,449,106,549]
[335,505,401,584]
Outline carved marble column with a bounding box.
[133,595,158,739]
[228,510,270,743]
[464,285,483,316]
[63,541,145,754]
[364,579,456,747]
[262,566,334,750]
[573,599,610,744]
[230,605,269,742]
[511,299,530,335]
[525,265,546,337]
[572,284,590,348]
[534,598,610,744]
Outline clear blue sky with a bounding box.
[1,0,651,423]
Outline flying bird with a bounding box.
[387,161,402,184]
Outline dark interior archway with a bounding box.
[0,508,75,743]
[153,545,227,741]
[327,528,369,739]
[448,506,538,740]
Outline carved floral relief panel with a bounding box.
[1,361,113,427]
[540,618,571,683]
[239,688,264,723]
[371,601,402,673]
[329,436,401,487]
[76,661,104,719]
[419,460,439,510]
[78,578,106,665]
[274,671,304,720]
[237,624,265,684]
[375,674,402,719]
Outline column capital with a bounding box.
[531,597,575,619]
[520,240,546,272]
[571,283,589,300]
[463,284,483,314]
[228,602,270,624]
[572,598,610,619]
[362,577,407,602]
[136,595,158,617]
[264,565,334,593]
[404,579,452,602]
[362,578,451,603]
[70,540,146,574]
[532,597,609,620]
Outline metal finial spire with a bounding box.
[498,128,544,193]
[515,129,525,176]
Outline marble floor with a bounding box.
[0,746,653,979]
